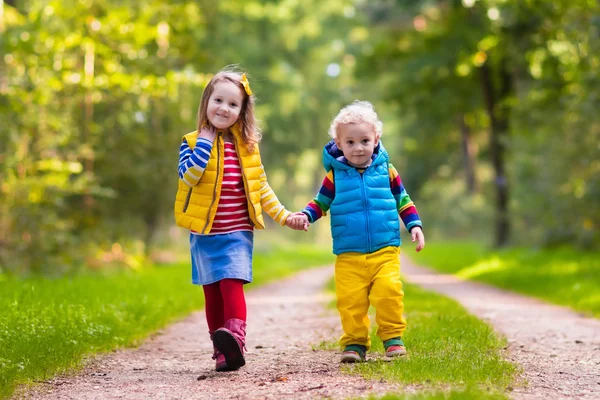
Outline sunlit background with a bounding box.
[1,0,598,273]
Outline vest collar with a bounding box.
[322,139,388,171]
[204,121,243,141]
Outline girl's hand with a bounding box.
[411,226,425,252]
[198,125,216,142]
[286,212,309,231]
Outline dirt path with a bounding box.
[402,254,600,399]
[23,267,405,400]
[21,257,600,399]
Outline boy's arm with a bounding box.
[178,137,214,187]
[301,170,335,223]
[389,164,423,232]
[258,164,292,226]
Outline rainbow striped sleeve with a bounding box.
[302,170,335,223]
[178,137,214,187]
[389,164,422,232]
[258,165,292,226]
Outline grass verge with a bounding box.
[319,280,518,399]
[406,242,600,317]
[0,244,333,399]
[369,388,510,399]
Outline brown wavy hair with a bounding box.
[196,67,261,152]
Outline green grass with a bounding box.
[407,242,600,317]
[0,244,333,399]
[321,280,518,398]
[369,387,510,399]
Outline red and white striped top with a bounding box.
[192,142,253,235]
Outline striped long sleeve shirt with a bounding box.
[302,164,422,232]
[178,136,290,230]
[178,137,213,187]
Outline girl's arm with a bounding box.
[389,164,422,232]
[178,137,214,187]
[258,165,292,226]
[301,170,335,223]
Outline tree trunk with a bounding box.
[82,42,95,208]
[143,99,160,255]
[459,115,478,194]
[3,1,23,15]
[480,57,512,247]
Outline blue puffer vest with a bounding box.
[323,140,400,255]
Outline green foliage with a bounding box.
[0,0,210,272]
[0,243,332,398]
[354,0,600,248]
[408,241,600,316]
[0,0,357,273]
[1,0,599,273]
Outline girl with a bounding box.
[174,67,298,372]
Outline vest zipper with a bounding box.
[360,171,371,252]
[234,137,261,228]
[201,132,222,234]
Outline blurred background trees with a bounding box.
[1,0,598,274]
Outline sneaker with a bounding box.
[340,344,367,363]
[383,337,407,357]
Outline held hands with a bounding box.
[198,125,217,142]
[411,226,425,252]
[286,212,309,231]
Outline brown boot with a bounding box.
[212,318,246,370]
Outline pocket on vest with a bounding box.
[331,221,347,239]
[332,214,366,239]
[373,211,400,233]
[182,187,193,213]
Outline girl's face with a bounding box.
[206,80,245,131]
[335,122,379,168]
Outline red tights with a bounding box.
[202,279,247,333]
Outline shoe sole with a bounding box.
[340,353,365,363]
[212,330,245,370]
[215,361,229,372]
[385,349,407,357]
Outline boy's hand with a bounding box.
[411,226,425,252]
[198,125,216,142]
[286,212,309,231]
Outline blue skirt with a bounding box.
[190,230,254,285]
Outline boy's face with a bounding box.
[206,81,244,130]
[335,122,379,168]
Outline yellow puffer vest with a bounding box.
[174,124,270,233]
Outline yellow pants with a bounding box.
[335,246,406,349]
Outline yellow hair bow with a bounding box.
[240,73,252,96]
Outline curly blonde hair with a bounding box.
[196,66,261,152]
[328,100,383,139]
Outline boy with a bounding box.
[289,100,425,362]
